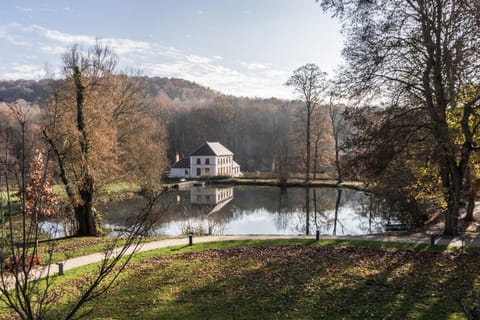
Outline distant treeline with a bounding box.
[0,77,218,104]
[0,77,332,173]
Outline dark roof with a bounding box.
[171,157,190,169]
[190,142,233,156]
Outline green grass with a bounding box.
[0,239,477,319]
[51,181,140,200]
[0,191,20,211]
[35,236,165,262]
[99,182,140,194]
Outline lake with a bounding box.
[40,186,395,238]
[94,186,391,237]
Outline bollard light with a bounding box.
[56,262,64,275]
[430,234,436,247]
[316,230,320,241]
[188,232,193,246]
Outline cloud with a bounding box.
[16,6,33,12]
[1,23,293,98]
[28,25,95,46]
[2,64,45,80]
[16,6,71,13]
[28,25,153,56]
[104,38,152,54]
[40,8,58,13]
[39,45,68,55]
[0,24,28,46]
[240,62,268,70]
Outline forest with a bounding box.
[0,75,335,175]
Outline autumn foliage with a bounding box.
[24,149,58,218]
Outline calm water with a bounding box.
[42,186,395,237]
[94,186,390,237]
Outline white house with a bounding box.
[170,142,242,178]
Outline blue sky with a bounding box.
[0,0,343,99]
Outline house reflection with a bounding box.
[190,187,234,215]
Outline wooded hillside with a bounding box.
[0,77,335,174]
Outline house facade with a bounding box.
[170,142,241,178]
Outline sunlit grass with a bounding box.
[0,239,476,319]
[99,182,140,194]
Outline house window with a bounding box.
[206,158,210,165]
[185,169,188,175]
[205,168,210,174]
[196,168,201,176]
[196,158,201,164]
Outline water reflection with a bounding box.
[176,186,234,234]
[42,186,390,238]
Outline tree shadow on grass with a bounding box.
[82,244,480,320]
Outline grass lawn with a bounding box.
[2,239,476,320]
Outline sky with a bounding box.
[0,0,344,99]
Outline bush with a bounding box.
[4,254,41,272]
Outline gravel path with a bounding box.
[57,233,476,274]
[3,233,475,289]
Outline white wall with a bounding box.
[170,168,189,178]
[190,156,217,178]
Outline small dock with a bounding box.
[172,181,203,190]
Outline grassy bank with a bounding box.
[1,239,477,319]
[204,177,366,191]
[36,236,160,262]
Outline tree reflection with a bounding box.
[93,186,392,236]
[333,189,342,235]
[274,188,293,231]
[305,188,311,235]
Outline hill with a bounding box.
[0,77,219,104]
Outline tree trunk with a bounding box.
[75,174,98,236]
[334,135,342,183]
[465,178,478,222]
[466,195,475,222]
[74,202,97,236]
[306,106,311,182]
[444,163,461,236]
[464,167,477,222]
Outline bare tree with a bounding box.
[310,106,334,180]
[43,43,167,236]
[0,115,165,319]
[328,96,346,183]
[285,64,328,181]
[320,0,480,235]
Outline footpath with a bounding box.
[2,233,478,290]
[55,232,479,275]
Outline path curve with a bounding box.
[57,232,478,275]
[2,233,475,290]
